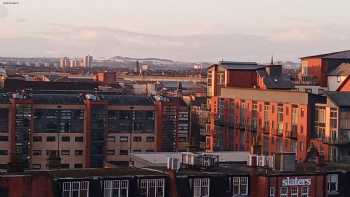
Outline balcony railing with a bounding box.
[286,130,297,139]
[323,135,350,145]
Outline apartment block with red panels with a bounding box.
[209,88,324,161]
[155,96,190,152]
[0,91,159,170]
[300,50,350,87]
[207,61,294,98]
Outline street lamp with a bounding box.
[129,106,135,167]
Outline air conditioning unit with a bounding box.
[248,154,257,167]
[167,157,179,170]
[85,94,97,100]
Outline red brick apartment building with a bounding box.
[209,87,324,161]
[0,91,191,170]
[155,96,190,152]
[207,61,294,97]
[300,50,350,87]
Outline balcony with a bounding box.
[323,134,350,145]
[286,130,297,139]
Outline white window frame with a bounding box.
[193,178,210,197]
[232,177,248,196]
[62,181,89,197]
[301,186,309,197]
[269,187,275,197]
[327,174,338,194]
[103,180,129,197]
[291,187,298,197]
[139,178,165,197]
[280,187,288,197]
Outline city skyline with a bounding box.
[1,0,350,62]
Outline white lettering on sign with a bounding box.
[282,177,311,186]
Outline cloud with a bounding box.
[1,24,350,62]
[0,5,8,18]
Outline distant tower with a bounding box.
[83,55,93,68]
[136,60,140,75]
[60,57,70,68]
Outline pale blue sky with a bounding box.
[1,0,350,61]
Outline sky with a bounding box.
[0,0,350,62]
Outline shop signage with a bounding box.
[282,177,311,186]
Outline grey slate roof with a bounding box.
[328,63,350,76]
[326,92,350,107]
[217,61,265,70]
[102,95,155,105]
[257,70,294,89]
[323,50,350,59]
[32,94,84,105]
[301,50,350,59]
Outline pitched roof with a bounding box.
[301,50,350,59]
[328,63,350,76]
[257,70,294,89]
[326,92,350,107]
[102,95,155,105]
[32,94,84,105]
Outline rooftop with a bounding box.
[301,50,350,60]
[32,94,84,105]
[328,63,350,76]
[4,167,166,179]
[256,70,294,89]
[326,91,350,107]
[102,95,155,105]
[210,61,265,70]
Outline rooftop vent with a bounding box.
[181,152,219,169]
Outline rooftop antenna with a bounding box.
[270,55,274,65]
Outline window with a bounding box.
[32,150,42,156]
[232,177,248,196]
[61,164,70,169]
[47,136,56,142]
[301,186,309,197]
[106,150,115,155]
[269,187,275,197]
[0,150,8,155]
[62,181,89,197]
[146,149,154,152]
[193,178,209,197]
[120,136,128,142]
[120,150,128,155]
[327,174,338,194]
[280,187,288,197]
[74,164,83,168]
[133,149,141,153]
[133,136,142,142]
[337,75,341,82]
[75,136,83,142]
[61,136,70,142]
[46,150,57,156]
[75,150,83,156]
[146,136,155,142]
[33,136,42,142]
[291,187,298,197]
[104,180,128,197]
[107,136,115,142]
[0,136,8,141]
[139,179,165,197]
[32,164,41,169]
[61,150,70,156]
